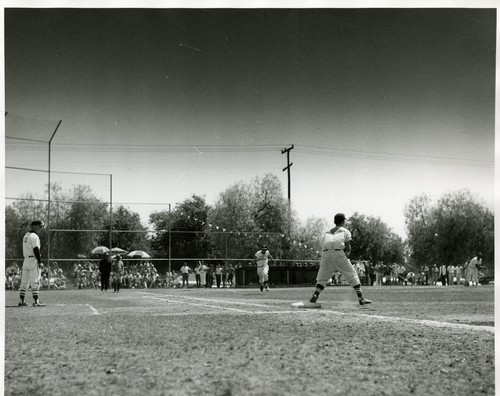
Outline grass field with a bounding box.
[3,285,495,396]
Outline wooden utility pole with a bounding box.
[281,145,294,203]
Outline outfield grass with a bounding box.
[4,285,495,396]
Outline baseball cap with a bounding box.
[31,220,44,227]
[334,213,346,225]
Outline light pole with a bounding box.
[109,174,113,251]
[168,203,172,272]
[47,120,62,272]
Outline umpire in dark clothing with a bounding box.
[99,252,112,292]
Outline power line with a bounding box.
[295,145,493,168]
[5,141,493,167]
[5,142,282,153]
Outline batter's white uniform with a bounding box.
[316,227,360,288]
[21,231,42,292]
[255,250,272,284]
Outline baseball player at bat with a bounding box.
[255,245,273,292]
[19,220,46,307]
[309,213,372,306]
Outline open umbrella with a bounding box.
[111,247,127,254]
[126,250,152,258]
[91,246,110,255]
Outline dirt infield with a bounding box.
[3,285,495,395]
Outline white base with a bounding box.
[291,301,322,309]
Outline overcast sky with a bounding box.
[3,5,497,238]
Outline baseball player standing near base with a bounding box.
[255,245,273,292]
[19,220,46,307]
[309,213,372,306]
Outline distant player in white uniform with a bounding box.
[255,246,273,292]
[310,213,372,306]
[19,220,46,307]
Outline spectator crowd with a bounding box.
[166,261,236,289]
[5,261,68,291]
[6,254,488,290]
[343,255,487,287]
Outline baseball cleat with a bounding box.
[18,302,28,307]
[309,294,318,303]
[359,298,372,306]
[265,286,269,291]
[33,301,46,307]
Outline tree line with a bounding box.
[5,173,493,274]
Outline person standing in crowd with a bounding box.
[199,261,207,287]
[463,257,471,286]
[255,245,273,292]
[431,264,439,285]
[397,264,406,285]
[207,265,214,288]
[19,220,46,307]
[390,263,398,285]
[447,263,456,286]
[112,255,124,293]
[467,253,482,287]
[99,252,112,292]
[355,261,367,286]
[375,262,385,286]
[439,264,448,286]
[215,264,223,288]
[227,263,235,287]
[368,262,376,286]
[422,264,430,285]
[194,262,202,288]
[455,263,463,285]
[165,270,173,288]
[180,262,191,288]
[309,213,371,306]
[384,263,392,286]
[222,264,228,287]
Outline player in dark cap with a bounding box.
[310,213,372,306]
[19,220,46,306]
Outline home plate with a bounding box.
[291,301,322,309]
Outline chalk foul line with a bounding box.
[143,295,251,313]
[86,304,100,315]
[140,292,269,307]
[139,293,493,334]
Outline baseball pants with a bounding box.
[316,251,360,288]
[257,266,269,284]
[20,257,42,297]
[468,268,478,284]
